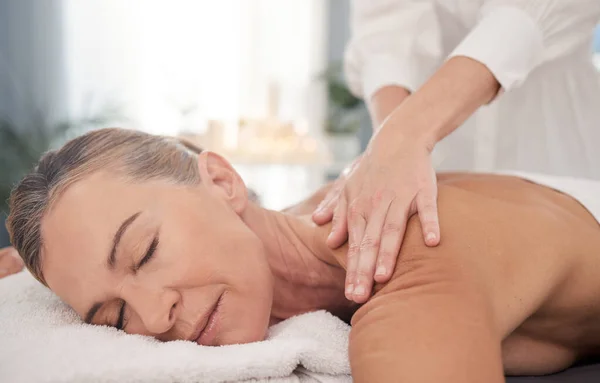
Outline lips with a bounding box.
[190,293,223,346]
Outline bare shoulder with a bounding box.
[397,176,577,268]
[374,175,585,335]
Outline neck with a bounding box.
[241,203,355,324]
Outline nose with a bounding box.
[121,280,180,335]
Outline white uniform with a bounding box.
[345,0,600,179]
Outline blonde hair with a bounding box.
[6,128,203,285]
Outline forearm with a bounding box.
[368,86,411,131]
[375,56,500,150]
[349,264,504,383]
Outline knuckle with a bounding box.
[369,190,386,207]
[355,269,374,279]
[348,202,363,219]
[421,213,438,225]
[359,236,380,252]
[348,243,361,256]
[382,221,403,235]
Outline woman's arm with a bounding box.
[368,86,410,132]
[0,247,23,278]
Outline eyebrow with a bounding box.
[84,211,141,325]
[108,211,141,269]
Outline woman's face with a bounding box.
[40,153,273,346]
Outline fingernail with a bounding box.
[353,285,366,296]
[346,284,354,296]
[426,232,436,243]
[375,265,387,276]
[327,232,336,242]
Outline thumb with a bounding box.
[326,194,349,249]
[313,187,341,225]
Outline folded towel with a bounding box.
[0,272,352,383]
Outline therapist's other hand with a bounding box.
[330,135,440,304]
[0,246,24,279]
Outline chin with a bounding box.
[218,308,271,346]
[222,328,268,346]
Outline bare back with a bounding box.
[437,174,600,373]
[345,173,600,379]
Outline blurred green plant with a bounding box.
[0,104,125,217]
[319,62,364,135]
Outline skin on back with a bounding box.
[321,173,600,382]
[439,174,600,372]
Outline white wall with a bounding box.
[63,0,327,139]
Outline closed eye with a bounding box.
[115,300,126,330]
[135,234,159,272]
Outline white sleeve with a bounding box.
[344,0,443,100]
[449,0,600,91]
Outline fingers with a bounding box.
[349,195,391,303]
[344,204,366,300]
[374,200,410,285]
[326,194,349,249]
[0,247,24,278]
[312,192,337,225]
[416,181,440,247]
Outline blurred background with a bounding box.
[0,0,599,247]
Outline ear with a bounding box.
[196,151,248,214]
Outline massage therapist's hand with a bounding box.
[314,57,500,303]
[0,246,24,279]
[328,129,440,304]
[312,155,363,225]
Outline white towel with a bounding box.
[0,271,352,383]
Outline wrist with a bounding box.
[368,86,411,132]
[370,121,436,158]
[372,102,438,155]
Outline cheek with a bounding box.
[160,214,271,287]
[162,200,273,297]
